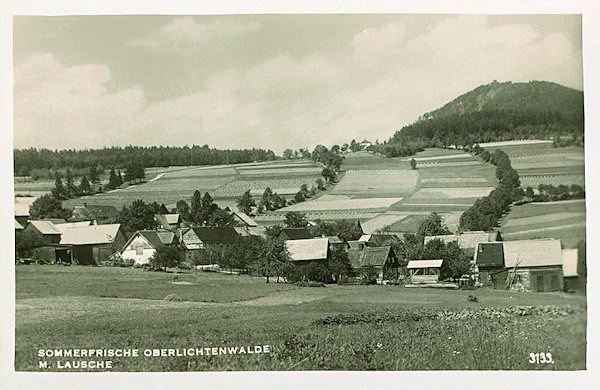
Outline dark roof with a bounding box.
[279,228,313,240]
[349,246,393,269]
[192,227,240,244]
[127,230,176,250]
[474,242,504,268]
[360,234,400,247]
[72,205,119,221]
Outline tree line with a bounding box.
[458,147,523,231]
[14,144,277,176]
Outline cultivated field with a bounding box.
[330,169,419,196]
[61,160,323,210]
[15,265,586,371]
[279,196,403,212]
[500,200,586,247]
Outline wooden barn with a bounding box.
[503,239,564,292]
[474,242,507,289]
[59,223,127,265]
[154,214,181,231]
[348,245,398,284]
[121,230,177,265]
[358,233,401,247]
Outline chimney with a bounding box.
[92,219,97,226]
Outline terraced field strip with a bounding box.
[503,212,586,228]
[416,161,481,168]
[254,211,380,222]
[402,153,472,161]
[331,169,418,195]
[502,222,586,237]
[277,197,402,212]
[238,167,323,176]
[362,213,408,234]
[213,177,321,197]
[479,140,553,148]
[519,174,585,188]
[511,154,584,170]
[411,187,495,199]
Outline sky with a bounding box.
[13,14,583,153]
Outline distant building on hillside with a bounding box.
[71,204,119,224]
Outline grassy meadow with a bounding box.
[16,265,586,372]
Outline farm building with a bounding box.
[59,223,127,265]
[407,260,443,284]
[231,211,258,228]
[121,230,177,265]
[324,236,346,250]
[71,204,119,224]
[15,219,24,232]
[348,245,398,284]
[561,243,585,292]
[154,214,181,231]
[25,220,63,244]
[425,231,501,256]
[503,239,564,292]
[14,202,30,227]
[277,228,313,241]
[285,238,329,266]
[181,227,240,250]
[358,233,401,247]
[473,242,507,289]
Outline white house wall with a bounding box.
[121,235,156,265]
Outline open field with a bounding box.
[500,200,586,246]
[213,177,321,197]
[277,196,402,212]
[15,265,586,371]
[330,169,418,196]
[361,213,408,234]
[411,187,495,199]
[341,151,410,170]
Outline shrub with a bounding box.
[177,262,192,270]
[295,281,325,287]
[360,265,379,285]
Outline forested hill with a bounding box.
[373,81,584,157]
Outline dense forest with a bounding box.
[372,81,584,157]
[13,145,277,176]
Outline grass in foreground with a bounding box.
[15,266,587,371]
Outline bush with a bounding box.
[177,262,192,270]
[360,265,379,285]
[295,281,325,287]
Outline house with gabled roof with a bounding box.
[71,204,119,224]
[425,231,501,257]
[348,245,398,284]
[154,214,181,231]
[358,233,401,247]
[285,238,329,266]
[473,242,506,289]
[181,227,240,250]
[231,211,258,228]
[25,220,63,244]
[277,228,313,241]
[503,239,564,292]
[121,230,177,265]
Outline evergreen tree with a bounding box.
[52,174,67,200]
[190,190,203,224]
[89,166,100,184]
[116,169,123,186]
[236,189,256,215]
[108,168,118,189]
[65,169,77,198]
[78,176,91,195]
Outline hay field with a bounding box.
[411,187,495,199]
[213,177,321,197]
[279,196,403,212]
[331,169,418,196]
[501,200,586,246]
[15,265,586,371]
[361,213,408,234]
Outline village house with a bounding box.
[324,236,346,250]
[503,239,564,292]
[180,226,240,263]
[562,241,585,292]
[15,219,24,233]
[231,211,258,228]
[473,242,507,289]
[25,220,63,244]
[348,245,398,284]
[154,213,181,231]
[277,228,313,241]
[424,231,501,257]
[14,202,31,227]
[357,233,401,247]
[285,237,329,267]
[121,230,177,265]
[71,204,119,224]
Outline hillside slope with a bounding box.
[375,81,584,157]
